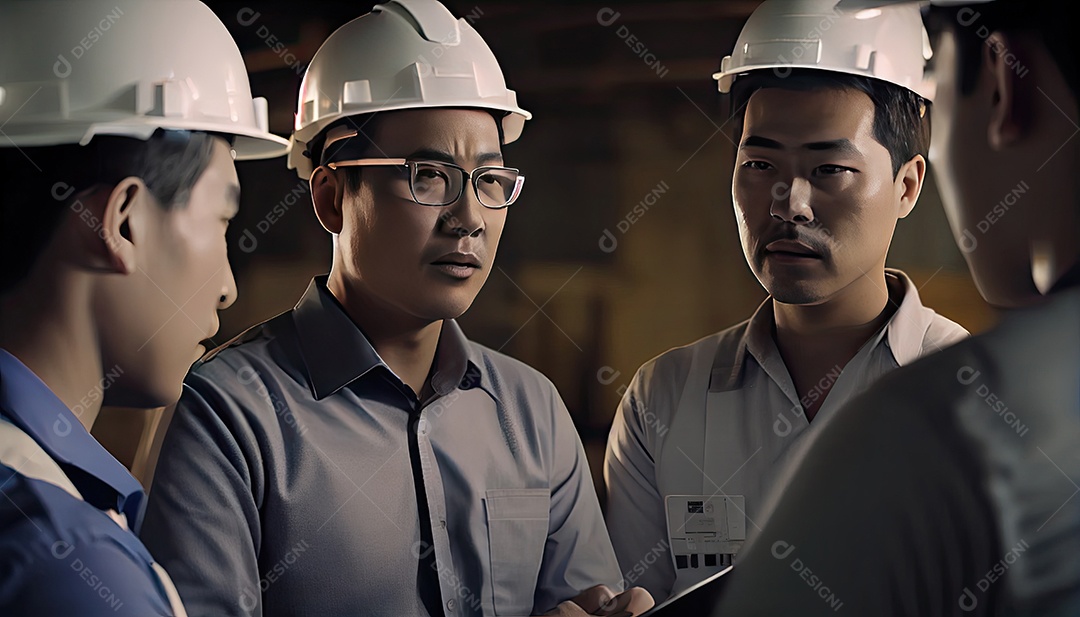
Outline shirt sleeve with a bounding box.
[604,366,675,601]
[139,373,265,617]
[713,376,1000,616]
[0,524,174,616]
[532,386,623,614]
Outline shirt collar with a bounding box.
[882,269,939,366]
[712,268,934,390]
[431,319,483,397]
[291,276,482,400]
[0,348,144,524]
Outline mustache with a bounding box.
[760,224,831,256]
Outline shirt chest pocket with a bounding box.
[484,488,550,615]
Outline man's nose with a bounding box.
[769,178,814,225]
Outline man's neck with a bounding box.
[772,269,896,421]
[0,273,104,431]
[368,321,443,401]
[327,276,443,399]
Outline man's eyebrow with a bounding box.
[476,151,504,166]
[803,138,860,157]
[406,148,455,164]
[741,135,862,157]
[406,148,505,167]
[740,135,785,150]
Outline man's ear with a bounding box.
[310,166,345,234]
[97,177,144,274]
[985,31,1029,150]
[895,154,926,219]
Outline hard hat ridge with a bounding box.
[0,0,288,160]
[287,0,531,179]
[714,0,935,101]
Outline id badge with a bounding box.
[665,495,746,571]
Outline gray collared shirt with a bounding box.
[141,276,620,617]
[716,282,1080,616]
[604,269,969,600]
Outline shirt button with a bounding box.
[447,598,456,611]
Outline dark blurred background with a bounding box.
[97,0,997,498]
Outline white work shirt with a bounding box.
[604,269,969,600]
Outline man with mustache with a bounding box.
[604,0,968,602]
[140,1,652,616]
[714,0,1080,614]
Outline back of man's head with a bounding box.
[0,131,220,295]
[926,1,1078,103]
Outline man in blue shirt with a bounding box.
[0,1,286,614]
[140,1,653,616]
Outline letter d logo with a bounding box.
[51,541,74,559]
[956,366,981,386]
[597,8,621,27]
[239,588,258,612]
[54,54,72,78]
[238,228,259,253]
[773,413,793,437]
[599,228,618,253]
[771,540,795,560]
[958,229,978,253]
[958,587,978,611]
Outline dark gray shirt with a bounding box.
[713,282,1080,616]
[141,276,621,617]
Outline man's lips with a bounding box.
[430,252,482,269]
[430,251,483,280]
[764,239,822,258]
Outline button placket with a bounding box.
[417,404,462,615]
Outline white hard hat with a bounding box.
[714,0,936,101]
[0,0,288,160]
[288,0,531,179]
[835,0,995,9]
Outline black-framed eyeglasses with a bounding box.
[327,158,525,209]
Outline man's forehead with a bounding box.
[742,87,877,145]
[376,109,503,153]
[186,140,239,206]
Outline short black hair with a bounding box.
[307,114,387,196]
[729,69,931,178]
[310,108,509,196]
[0,130,219,294]
[926,1,1078,102]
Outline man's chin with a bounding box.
[765,283,828,306]
[413,298,476,323]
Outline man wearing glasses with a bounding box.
[140,1,652,616]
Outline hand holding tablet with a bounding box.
[639,565,733,616]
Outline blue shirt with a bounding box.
[142,276,621,617]
[0,349,176,616]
